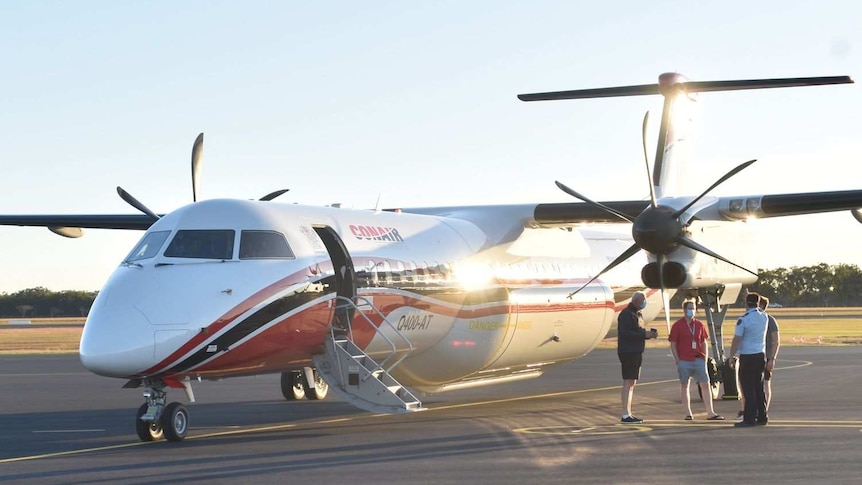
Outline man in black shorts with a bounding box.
[618,291,658,423]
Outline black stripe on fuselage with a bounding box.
[164,277,333,374]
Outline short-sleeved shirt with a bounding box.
[734,307,768,355]
[766,313,780,356]
[668,317,709,361]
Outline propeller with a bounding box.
[116,133,289,221]
[117,186,159,221]
[562,117,758,333]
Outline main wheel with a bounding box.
[135,403,164,442]
[304,369,329,400]
[281,371,306,400]
[161,402,189,442]
[698,381,721,401]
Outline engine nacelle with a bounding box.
[641,261,687,288]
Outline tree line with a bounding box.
[0,287,98,318]
[1,263,861,317]
[747,263,862,307]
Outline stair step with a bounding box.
[313,296,422,414]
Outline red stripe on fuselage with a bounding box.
[140,267,315,375]
[161,290,612,380]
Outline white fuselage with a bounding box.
[80,199,675,392]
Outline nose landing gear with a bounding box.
[135,380,190,442]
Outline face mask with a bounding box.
[684,309,694,319]
[640,299,647,310]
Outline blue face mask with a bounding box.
[640,299,647,310]
[684,309,694,319]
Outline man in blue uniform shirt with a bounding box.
[728,292,769,427]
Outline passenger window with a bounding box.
[125,230,171,262]
[239,230,295,259]
[164,230,235,259]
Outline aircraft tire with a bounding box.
[303,370,329,400]
[697,380,721,401]
[281,371,306,400]
[135,403,164,442]
[162,402,189,442]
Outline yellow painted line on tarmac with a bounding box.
[515,425,652,436]
[428,379,679,412]
[187,423,297,440]
[0,440,154,464]
[775,359,813,371]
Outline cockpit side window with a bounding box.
[125,230,171,262]
[164,230,235,259]
[239,230,295,259]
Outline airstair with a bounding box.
[312,295,424,414]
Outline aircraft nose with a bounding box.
[79,294,156,377]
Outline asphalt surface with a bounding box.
[1,347,861,484]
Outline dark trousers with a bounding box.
[739,352,767,424]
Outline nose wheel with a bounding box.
[135,383,190,442]
[135,403,164,441]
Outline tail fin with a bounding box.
[652,73,696,198]
[519,73,853,199]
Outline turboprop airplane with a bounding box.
[1,73,859,443]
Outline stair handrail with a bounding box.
[332,295,414,373]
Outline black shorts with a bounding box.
[619,352,643,380]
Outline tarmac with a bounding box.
[1,346,861,484]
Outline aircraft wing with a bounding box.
[530,190,862,225]
[0,214,155,234]
[400,200,650,225]
[532,200,650,225]
[695,189,862,222]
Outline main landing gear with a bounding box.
[696,285,740,402]
[135,379,191,442]
[281,367,329,401]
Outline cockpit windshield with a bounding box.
[164,230,235,259]
[239,230,295,259]
[125,230,171,262]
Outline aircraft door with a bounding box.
[312,226,356,326]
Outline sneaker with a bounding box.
[736,411,745,420]
[707,414,726,421]
[621,416,644,424]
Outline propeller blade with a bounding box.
[191,133,204,202]
[260,189,290,201]
[567,243,641,298]
[676,236,758,277]
[555,181,634,223]
[117,186,160,221]
[641,111,657,207]
[657,254,671,334]
[672,159,756,220]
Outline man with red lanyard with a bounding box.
[669,299,725,421]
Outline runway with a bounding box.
[2,347,861,484]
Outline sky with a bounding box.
[1,1,861,293]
